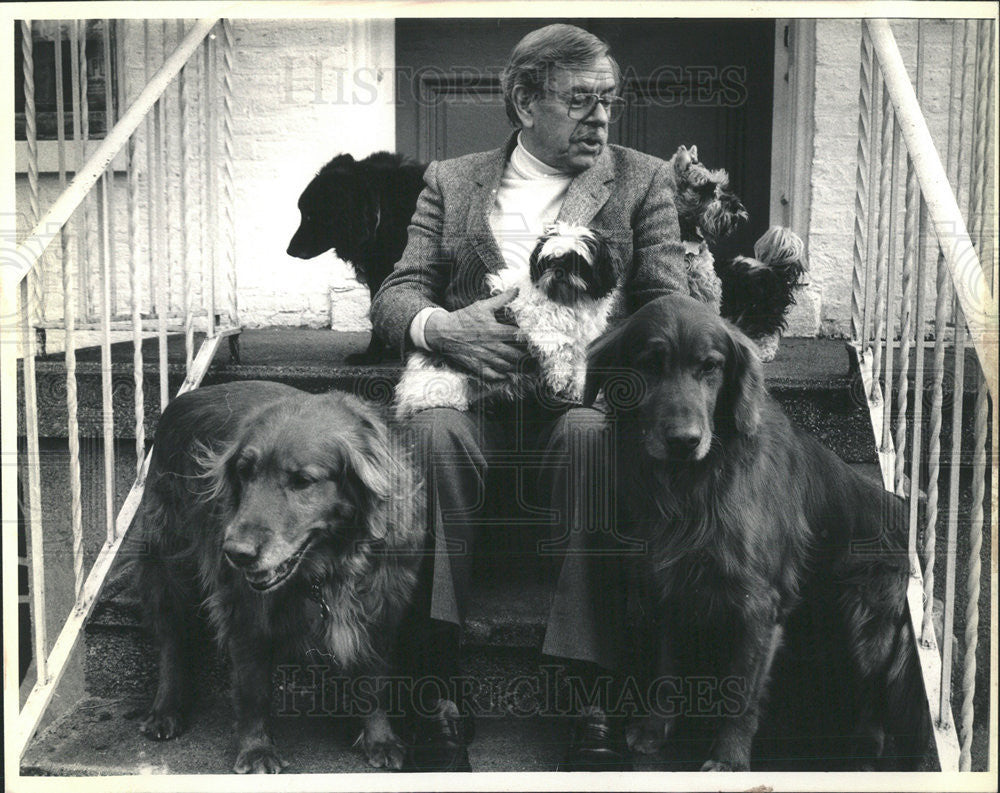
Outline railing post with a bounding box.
[869,82,894,405]
[79,21,96,323]
[958,19,993,771]
[206,29,219,333]
[940,303,967,729]
[221,19,238,329]
[851,25,875,343]
[129,128,146,477]
[179,19,195,372]
[102,19,117,317]
[98,175,116,545]
[19,20,47,687]
[893,153,917,498]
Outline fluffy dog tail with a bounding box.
[718,226,808,340]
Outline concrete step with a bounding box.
[20,692,576,775]
[20,330,984,466]
[22,682,949,776]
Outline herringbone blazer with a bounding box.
[370,134,694,352]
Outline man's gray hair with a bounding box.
[501,24,621,127]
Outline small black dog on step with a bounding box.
[287,152,426,364]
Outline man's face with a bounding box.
[518,56,617,174]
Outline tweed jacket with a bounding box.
[370,134,694,353]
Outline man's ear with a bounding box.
[583,321,629,407]
[511,85,537,128]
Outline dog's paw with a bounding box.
[625,716,671,755]
[139,710,184,741]
[358,716,406,770]
[700,759,732,771]
[359,729,406,770]
[700,757,748,772]
[233,742,289,774]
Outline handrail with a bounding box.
[867,19,997,398]
[10,17,219,285]
[10,17,239,764]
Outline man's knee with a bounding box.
[404,408,486,470]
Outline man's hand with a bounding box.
[424,290,525,382]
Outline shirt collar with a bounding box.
[510,132,571,178]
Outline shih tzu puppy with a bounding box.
[394,222,618,418]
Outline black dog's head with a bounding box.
[287,153,382,269]
[527,223,617,307]
[202,392,408,592]
[584,294,764,463]
[670,145,749,248]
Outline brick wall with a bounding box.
[808,19,964,337]
[221,19,395,329]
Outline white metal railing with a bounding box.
[850,19,996,772]
[8,17,240,762]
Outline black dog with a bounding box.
[585,295,929,771]
[288,152,426,363]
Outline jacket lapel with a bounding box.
[464,136,616,273]
[556,146,615,226]
[465,137,514,274]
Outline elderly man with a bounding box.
[372,23,703,771]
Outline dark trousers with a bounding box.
[400,400,641,671]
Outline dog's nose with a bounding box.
[223,540,259,569]
[665,431,702,458]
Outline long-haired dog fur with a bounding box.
[585,295,929,771]
[287,152,426,363]
[716,225,809,361]
[393,222,618,418]
[132,381,423,773]
[669,145,807,361]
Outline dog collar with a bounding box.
[309,579,332,621]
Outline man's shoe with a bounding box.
[558,708,633,772]
[403,699,472,772]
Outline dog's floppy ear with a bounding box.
[724,322,765,435]
[586,230,619,297]
[527,233,547,284]
[584,321,630,407]
[340,400,406,542]
[192,436,242,509]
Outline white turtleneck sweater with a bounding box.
[409,134,574,349]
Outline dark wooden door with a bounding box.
[396,18,775,251]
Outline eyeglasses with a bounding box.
[544,89,626,124]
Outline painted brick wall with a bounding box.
[223,18,394,329]
[808,19,966,337]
